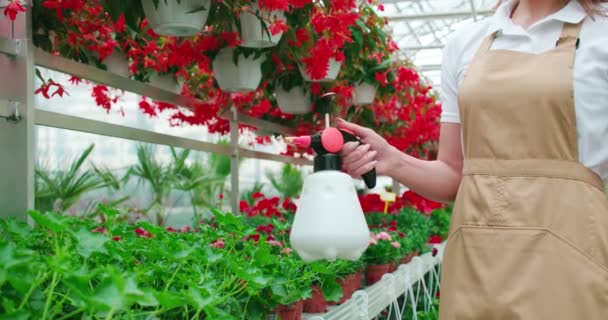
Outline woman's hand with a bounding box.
[336,118,398,178]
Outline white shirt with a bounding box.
[440,0,608,186]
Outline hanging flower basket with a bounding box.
[298,58,342,82]
[353,83,377,106]
[141,0,210,37]
[275,86,311,114]
[212,48,264,92]
[148,73,183,95]
[103,52,130,78]
[239,0,286,48]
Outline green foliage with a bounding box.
[428,208,451,239]
[0,209,321,319]
[35,144,122,214]
[265,164,303,199]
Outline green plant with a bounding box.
[35,144,121,213]
[125,144,177,226]
[363,231,402,265]
[265,163,303,199]
[428,208,451,239]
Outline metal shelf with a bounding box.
[33,47,297,136]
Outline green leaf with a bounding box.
[322,280,343,302]
[134,288,159,307]
[271,284,287,298]
[90,278,123,311]
[27,211,65,232]
[71,227,108,258]
[155,291,186,309]
[0,310,30,320]
[4,219,32,238]
[187,287,214,310]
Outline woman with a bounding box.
[338,0,608,318]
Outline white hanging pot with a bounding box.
[298,58,342,82]
[275,86,311,114]
[141,0,210,37]
[104,52,130,78]
[239,0,285,48]
[353,83,377,106]
[212,48,264,92]
[149,73,183,94]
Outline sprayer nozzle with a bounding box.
[285,136,312,148]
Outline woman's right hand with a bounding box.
[336,118,398,178]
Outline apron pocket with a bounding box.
[438,226,608,320]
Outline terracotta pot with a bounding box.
[401,252,416,265]
[366,264,391,285]
[303,285,327,313]
[276,300,303,320]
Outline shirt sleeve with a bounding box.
[439,34,462,124]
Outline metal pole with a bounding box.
[0,1,35,219]
[230,106,239,214]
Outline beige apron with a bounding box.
[438,21,608,319]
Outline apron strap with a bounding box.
[556,21,584,49]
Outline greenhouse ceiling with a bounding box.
[379,0,496,86]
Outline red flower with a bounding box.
[428,235,443,244]
[134,227,152,238]
[166,227,178,233]
[268,19,288,36]
[112,236,121,241]
[68,76,82,86]
[3,0,26,21]
[252,192,265,200]
[92,226,105,234]
[219,194,224,200]
[114,14,126,33]
[210,239,225,249]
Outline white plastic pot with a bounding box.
[212,48,264,92]
[239,1,285,48]
[103,52,130,78]
[149,74,183,94]
[275,86,311,114]
[141,0,210,37]
[298,58,342,82]
[353,83,377,106]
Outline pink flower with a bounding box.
[267,240,283,247]
[281,248,293,254]
[210,240,225,249]
[376,232,392,241]
[391,242,401,248]
[369,237,378,245]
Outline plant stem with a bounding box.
[18,271,46,309]
[164,264,182,291]
[41,271,59,320]
[105,308,115,320]
[57,308,84,320]
[190,309,201,320]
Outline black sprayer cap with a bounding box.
[313,153,342,172]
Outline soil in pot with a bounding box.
[276,300,303,320]
[303,286,327,313]
[366,264,391,286]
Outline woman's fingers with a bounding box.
[336,118,372,138]
[347,150,377,174]
[343,143,371,166]
[352,160,378,178]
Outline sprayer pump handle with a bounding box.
[339,130,377,189]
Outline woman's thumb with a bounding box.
[335,118,370,137]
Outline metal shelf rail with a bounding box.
[0,6,311,218]
[302,242,445,320]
